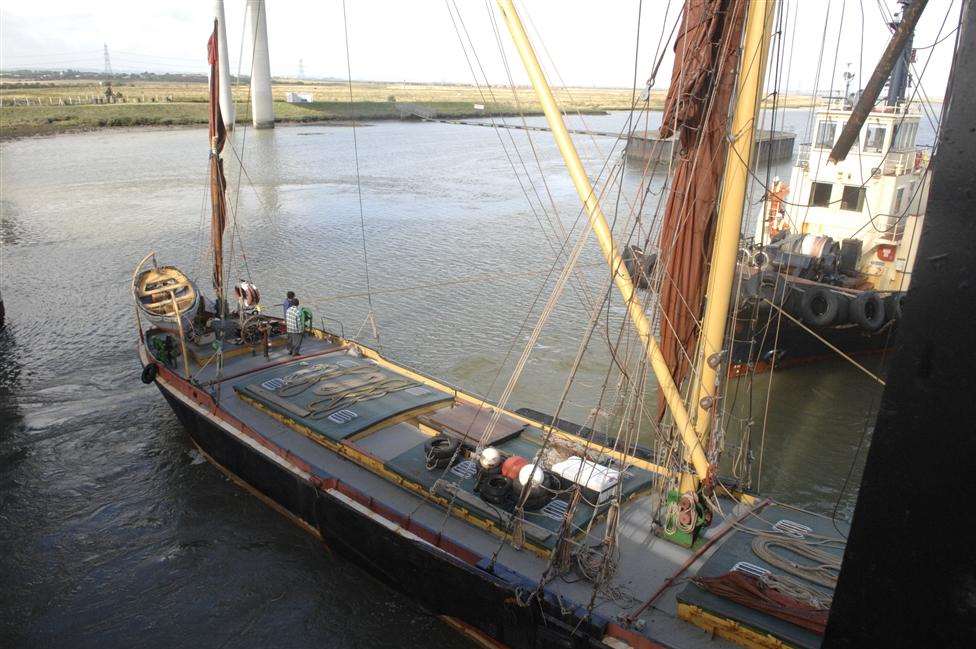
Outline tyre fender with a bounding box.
[141,363,158,384]
[885,292,905,321]
[479,475,513,505]
[521,473,558,511]
[800,286,845,327]
[424,435,460,469]
[850,291,886,330]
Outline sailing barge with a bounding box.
[129,2,949,647]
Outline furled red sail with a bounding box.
[655,0,746,419]
[207,20,229,302]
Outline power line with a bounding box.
[103,43,112,77]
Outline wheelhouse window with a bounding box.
[815,121,837,148]
[841,186,865,211]
[809,182,833,207]
[894,187,905,212]
[864,124,887,153]
[892,123,917,150]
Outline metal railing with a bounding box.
[319,316,345,339]
[796,143,811,168]
[881,149,928,175]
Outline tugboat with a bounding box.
[731,2,930,375]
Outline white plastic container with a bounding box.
[551,456,619,504]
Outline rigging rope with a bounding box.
[341,0,380,348]
[445,0,599,314]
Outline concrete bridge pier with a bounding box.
[245,0,274,129]
[213,0,235,129]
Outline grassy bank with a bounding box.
[2,77,658,107]
[0,77,814,139]
[0,100,569,139]
[0,78,633,138]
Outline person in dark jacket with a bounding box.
[282,291,295,318]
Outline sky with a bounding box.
[0,0,962,99]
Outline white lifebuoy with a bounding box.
[234,281,261,307]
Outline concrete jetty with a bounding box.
[626,129,795,167]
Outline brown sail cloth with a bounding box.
[655,0,746,419]
[207,20,229,302]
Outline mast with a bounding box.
[691,0,776,441]
[494,0,710,480]
[207,20,229,313]
[886,0,916,106]
[829,0,928,163]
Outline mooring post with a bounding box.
[823,2,976,645]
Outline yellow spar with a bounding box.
[692,0,776,436]
[494,0,710,480]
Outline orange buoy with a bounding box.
[501,456,528,481]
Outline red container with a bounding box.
[501,456,528,481]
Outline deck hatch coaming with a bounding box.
[233,355,454,441]
[383,441,656,550]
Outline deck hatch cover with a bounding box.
[234,357,453,441]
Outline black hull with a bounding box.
[729,316,896,374]
[157,386,616,649]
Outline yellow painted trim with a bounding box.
[676,603,795,649]
[343,400,452,444]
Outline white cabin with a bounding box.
[757,100,931,291]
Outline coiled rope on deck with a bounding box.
[307,377,417,418]
[751,535,842,589]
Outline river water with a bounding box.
[0,109,935,647]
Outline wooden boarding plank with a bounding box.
[419,402,525,447]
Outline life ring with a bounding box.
[234,281,261,307]
[141,363,158,384]
[800,286,846,327]
[850,291,886,331]
[885,292,905,321]
[424,435,460,470]
[479,474,512,505]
